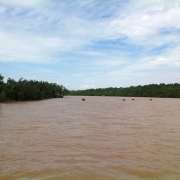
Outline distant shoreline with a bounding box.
[69,83,180,98]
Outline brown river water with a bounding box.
[0,96,180,180]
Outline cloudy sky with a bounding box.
[0,0,180,90]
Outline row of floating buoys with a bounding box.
[81,98,152,101]
[122,98,153,101]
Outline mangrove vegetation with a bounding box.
[0,74,69,102]
[1,73,180,102]
[69,83,180,98]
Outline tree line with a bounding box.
[69,83,180,98]
[0,74,69,102]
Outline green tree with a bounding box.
[0,74,7,102]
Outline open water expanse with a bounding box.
[0,96,180,180]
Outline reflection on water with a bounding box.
[0,96,180,180]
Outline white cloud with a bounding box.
[81,84,96,90]
[1,0,180,61]
[0,0,43,7]
[0,0,180,89]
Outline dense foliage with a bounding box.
[0,74,69,102]
[69,83,180,98]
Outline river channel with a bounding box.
[0,96,180,180]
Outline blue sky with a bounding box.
[0,0,180,90]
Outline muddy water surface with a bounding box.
[0,96,180,180]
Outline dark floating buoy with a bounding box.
[132,99,135,100]
[82,98,85,101]
[122,99,125,101]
